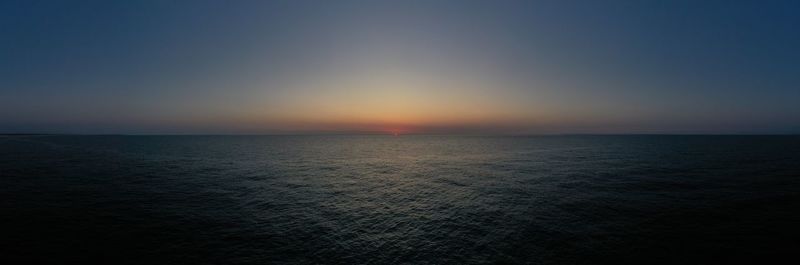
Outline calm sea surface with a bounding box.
[1,135,799,264]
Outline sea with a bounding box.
[1,135,798,264]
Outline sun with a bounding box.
[385,128,409,136]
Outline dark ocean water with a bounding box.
[1,135,799,264]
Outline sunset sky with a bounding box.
[2,0,799,134]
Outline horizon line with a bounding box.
[2,132,798,137]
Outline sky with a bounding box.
[1,0,799,134]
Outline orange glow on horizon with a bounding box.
[237,61,549,133]
[215,58,586,134]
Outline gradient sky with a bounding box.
[2,0,799,134]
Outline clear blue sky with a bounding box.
[1,0,798,134]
